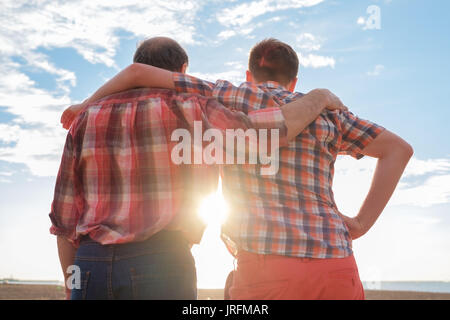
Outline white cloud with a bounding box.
[295,33,336,69]
[0,61,71,127]
[217,0,324,27]
[0,0,201,68]
[299,53,336,68]
[0,127,66,177]
[218,30,237,41]
[333,156,450,215]
[0,58,72,176]
[391,174,450,207]
[296,33,322,52]
[22,52,76,93]
[403,157,450,177]
[367,64,385,76]
[0,124,21,144]
[390,156,450,208]
[0,57,83,179]
[215,0,324,41]
[268,16,282,22]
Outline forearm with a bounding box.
[86,63,175,103]
[281,89,331,141]
[356,148,412,234]
[57,236,77,284]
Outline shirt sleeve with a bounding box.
[49,130,80,242]
[338,111,385,159]
[173,72,246,111]
[173,72,215,97]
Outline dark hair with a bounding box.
[133,37,188,72]
[249,38,299,85]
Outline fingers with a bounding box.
[63,115,74,130]
[326,101,348,111]
[327,104,346,111]
[60,112,65,125]
[61,103,83,130]
[61,110,74,130]
[61,109,71,124]
[317,88,348,112]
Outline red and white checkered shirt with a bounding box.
[49,88,287,245]
[173,73,385,258]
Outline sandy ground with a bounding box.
[1,284,450,300]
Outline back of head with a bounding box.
[133,36,188,72]
[249,38,299,86]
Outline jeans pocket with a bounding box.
[129,264,196,300]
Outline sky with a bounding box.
[0,0,449,288]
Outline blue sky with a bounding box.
[0,0,449,287]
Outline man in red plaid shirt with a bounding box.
[54,37,347,300]
[62,38,413,299]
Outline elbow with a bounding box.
[401,140,414,159]
[397,140,414,162]
[371,130,413,162]
[128,63,142,81]
[405,142,414,159]
[126,63,150,88]
[379,139,414,162]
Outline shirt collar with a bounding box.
[257,81,288,91]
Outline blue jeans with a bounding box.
[71,230,197,300]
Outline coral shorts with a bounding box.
[230,251,365,300]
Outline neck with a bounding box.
[255,79,288,87]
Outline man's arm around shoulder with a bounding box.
[281,89,347,141]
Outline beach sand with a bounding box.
[1,284,450,300]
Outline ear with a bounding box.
[246,70,253,82]
[287,77,298,92]
[181,62,188,74]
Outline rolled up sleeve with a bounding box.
[49,131,79,241]
[173,72,215,97]
[338,111,385,159]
